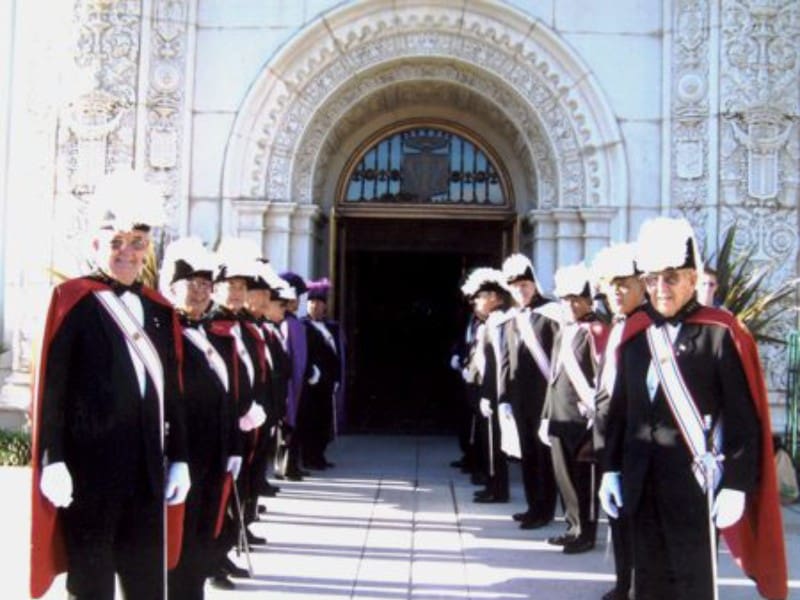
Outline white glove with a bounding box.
[226,455,243,480]
[450,354,461,371]
[537,418,551,446]
[461,367,470,382]
[239,402,267,431]
[40,462,73,508]
[599,471,623,519]
[165,462,191,506]
[479,398,493,418]
[578,401,595,421]
[308,364,321,385]
[712,488,745,529]
[498,403,514,420]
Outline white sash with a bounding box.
[488,317,507,395]
[646,324,723,491]
[599,321,625,395]
[259,323,277,370]
[182,327,229,392]
[555,324,597,414]
[516,310,551,380]
[94,290,165,446]
[231,323,255,386]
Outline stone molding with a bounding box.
[222,0,626,215]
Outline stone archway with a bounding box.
[221,0,626,285]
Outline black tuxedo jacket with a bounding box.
[604,319,761,513]
[39,283,187,497]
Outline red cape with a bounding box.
[622,307,788,600]
[30,278,186,598]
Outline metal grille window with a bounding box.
[344,127,506,205]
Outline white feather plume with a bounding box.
[553,262,591,298]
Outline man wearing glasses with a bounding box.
[598,217,786,600]
[31,173,191,599]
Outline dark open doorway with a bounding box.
[338,217,512,433]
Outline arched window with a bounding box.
[342,126,508,207]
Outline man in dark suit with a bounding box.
[300,278,341,470]
[591,243,647,600]
[599,217,767,600]
[31,173,190,599]
[501,254,560,529]
[541,263,607,554]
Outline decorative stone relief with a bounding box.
[718,0,800,392]
[223,2,625,217]
[143,0,192,234]
[671,0,713,244]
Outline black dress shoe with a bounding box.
[601,588,628,600]
[470,472,487,486]
[512,510,534,522]
[562,536,595,554]
[284,470,304,481]
[209,575,236,590]
[473,493,509,504]
[547,533,577,546]
[322,459,335,468]
[519,516,551,530]
[221,557,250,578]
[473,489,492,500]
[246,528,267,545]
[304,459,327,470]
[450,458,465,468]
[257,504,267,515]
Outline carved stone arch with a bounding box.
[223,1,625,208]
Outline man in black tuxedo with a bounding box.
[32,173,190,599]
[299,278,342,470]
[501,253,560,529]
[599,217,762,600]
[591,243,647,600]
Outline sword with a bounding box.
[469,414,476,445]
[702,415,719,600]
[487,414,495,478]
[231,479,254,577]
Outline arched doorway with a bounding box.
[334,123,516,432]
[220,1,627,431]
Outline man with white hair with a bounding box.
[599,217,787,600]
[30,172,190,599]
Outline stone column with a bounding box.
[581,207,618,259]
[290,204,321,277]
[553,208,585,268]
[528,209,557,294]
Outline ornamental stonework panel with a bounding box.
[719,0,800,392]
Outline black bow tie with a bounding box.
[110,280,143,297]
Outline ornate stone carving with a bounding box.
[718,0,800,393]
[223,2,625,217]
[671,0,713,242]
[143,0,191,233]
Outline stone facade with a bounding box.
[0,0,797,428]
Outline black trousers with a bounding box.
[609,512,633,598]
[516,410,557,520]
[550,435,597,541]
[168,465,223,600]
[63,469,163,599]
[632,472,713,600]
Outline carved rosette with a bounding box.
[718,0,800,392]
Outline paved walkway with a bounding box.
[6,435,800,599]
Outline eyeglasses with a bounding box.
[187,279,213,292]
[109,235,149,251]
[641,269,690,288]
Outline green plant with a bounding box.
[0,428,32,466]
[710,224,798,344]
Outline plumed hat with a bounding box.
[307,278,331,302]
[591,243,641,282]
[636,217,702,274]
[248,259,280,291]
[553,263,592,298]
[89,170,166,232]
[214,237,262,283]
[160,236,215,296]
[460,267,511,299]
[279,271,308,296]
[272,276,296,302]
[502,253,539,287]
